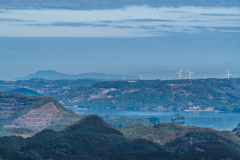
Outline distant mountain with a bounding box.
[15,70,240,81]
[5,88,41,97]
[0,92,82,130]
[15,70,138,80]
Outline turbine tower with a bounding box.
[188,70,194,79]
[139,75,142,80]
[176,70,183,79]
[226,69,232,80]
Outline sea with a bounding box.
[67,107,240,131]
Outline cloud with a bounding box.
[0,18,26,22]
[0,0,240,10]
[113,25,135,29]
[126,19,176,22]
[0,6,240,37]
[52,22,109,27]
[200,13,240,16]
[218,29,240,32]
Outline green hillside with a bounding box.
[0,115,239,160]
[165,132,240,156]
[52,78,240,112]
[118,122,240,146]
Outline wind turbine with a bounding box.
[226,69,232,80]
[176,70,182,79]
[188,70,194,79]
[139,75,142,80]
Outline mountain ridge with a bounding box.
[15,70,138,80]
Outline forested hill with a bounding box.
[53,78,240,112]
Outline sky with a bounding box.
[0,1,240,80]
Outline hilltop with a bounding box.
[52,78,240,112]
[165,131,240,156]
[60,114,122,135]
[118,122,240,146]
[0,92,82,131]
[0,115,240,160]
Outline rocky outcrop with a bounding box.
[171,114,185,124]
[0,92,82,131]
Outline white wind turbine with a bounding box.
[188,70,194,79]
[226,69,232,80]
[176,70,183,79]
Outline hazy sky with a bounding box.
[0,2,240,80]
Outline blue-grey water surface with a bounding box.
[67,107,240,131]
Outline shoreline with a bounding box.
[66,106,227,113]
[183,109,225,113]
